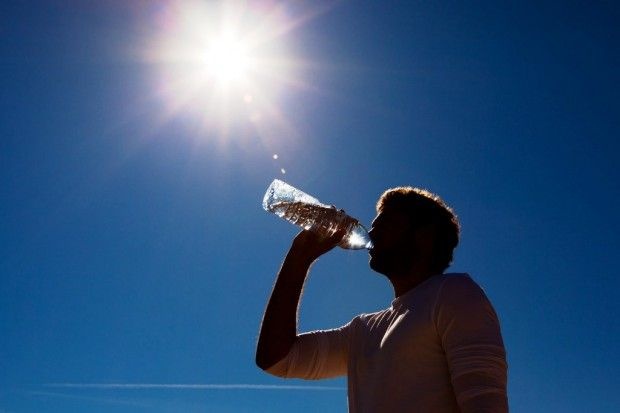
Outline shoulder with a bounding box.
[351,307,393,330]
[434,273,496,315]
[440,272,477,285]
[437,273,486,298]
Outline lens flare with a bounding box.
[136,0,338,145]
[140,1,295,141]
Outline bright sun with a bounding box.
[142,1,301,141]
[205,35,254,85]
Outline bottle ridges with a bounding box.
[268,201,352,236]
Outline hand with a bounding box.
[289,226,348,263]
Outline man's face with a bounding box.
[368,209,416,277]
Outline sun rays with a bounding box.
[137,0,331,147]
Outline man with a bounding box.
[256,187,508,412]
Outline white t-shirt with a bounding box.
[267,273,508,413]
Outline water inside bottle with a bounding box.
[267,200,372,249]
[262,179,372,249]
[267,201,346,234]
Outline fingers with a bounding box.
[291,227,346,261]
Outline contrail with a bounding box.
[45,383,344,391]
[25,390,153,408]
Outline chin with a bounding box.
[368,256,379,272]
[369,256,390,276]
[370,254,413,279]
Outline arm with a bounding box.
[255,229,344,371]
[436,276,508,413]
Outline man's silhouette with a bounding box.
[256,187,508,412]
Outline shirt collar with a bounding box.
[390,273,446,310]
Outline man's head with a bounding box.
[369,187,460,278]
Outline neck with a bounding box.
[389,266,438,298]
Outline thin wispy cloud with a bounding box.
[45,383,344,391]
[24,390,153,408]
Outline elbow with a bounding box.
[255,336,296,373]
[255,345,285,373]
[255,353,273,372]
[255,354,289,378]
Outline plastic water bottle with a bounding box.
[262,179,373,250]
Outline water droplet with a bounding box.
[281,168,286,174]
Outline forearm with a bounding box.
[255,248,314,370]
[256,229,345,371]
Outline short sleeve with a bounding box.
[435,275,508,413]
[266,322,352,380]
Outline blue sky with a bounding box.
[1,1,618,412]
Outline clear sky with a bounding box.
[1,1,618,412]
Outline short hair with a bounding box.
[376,187,460,273]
